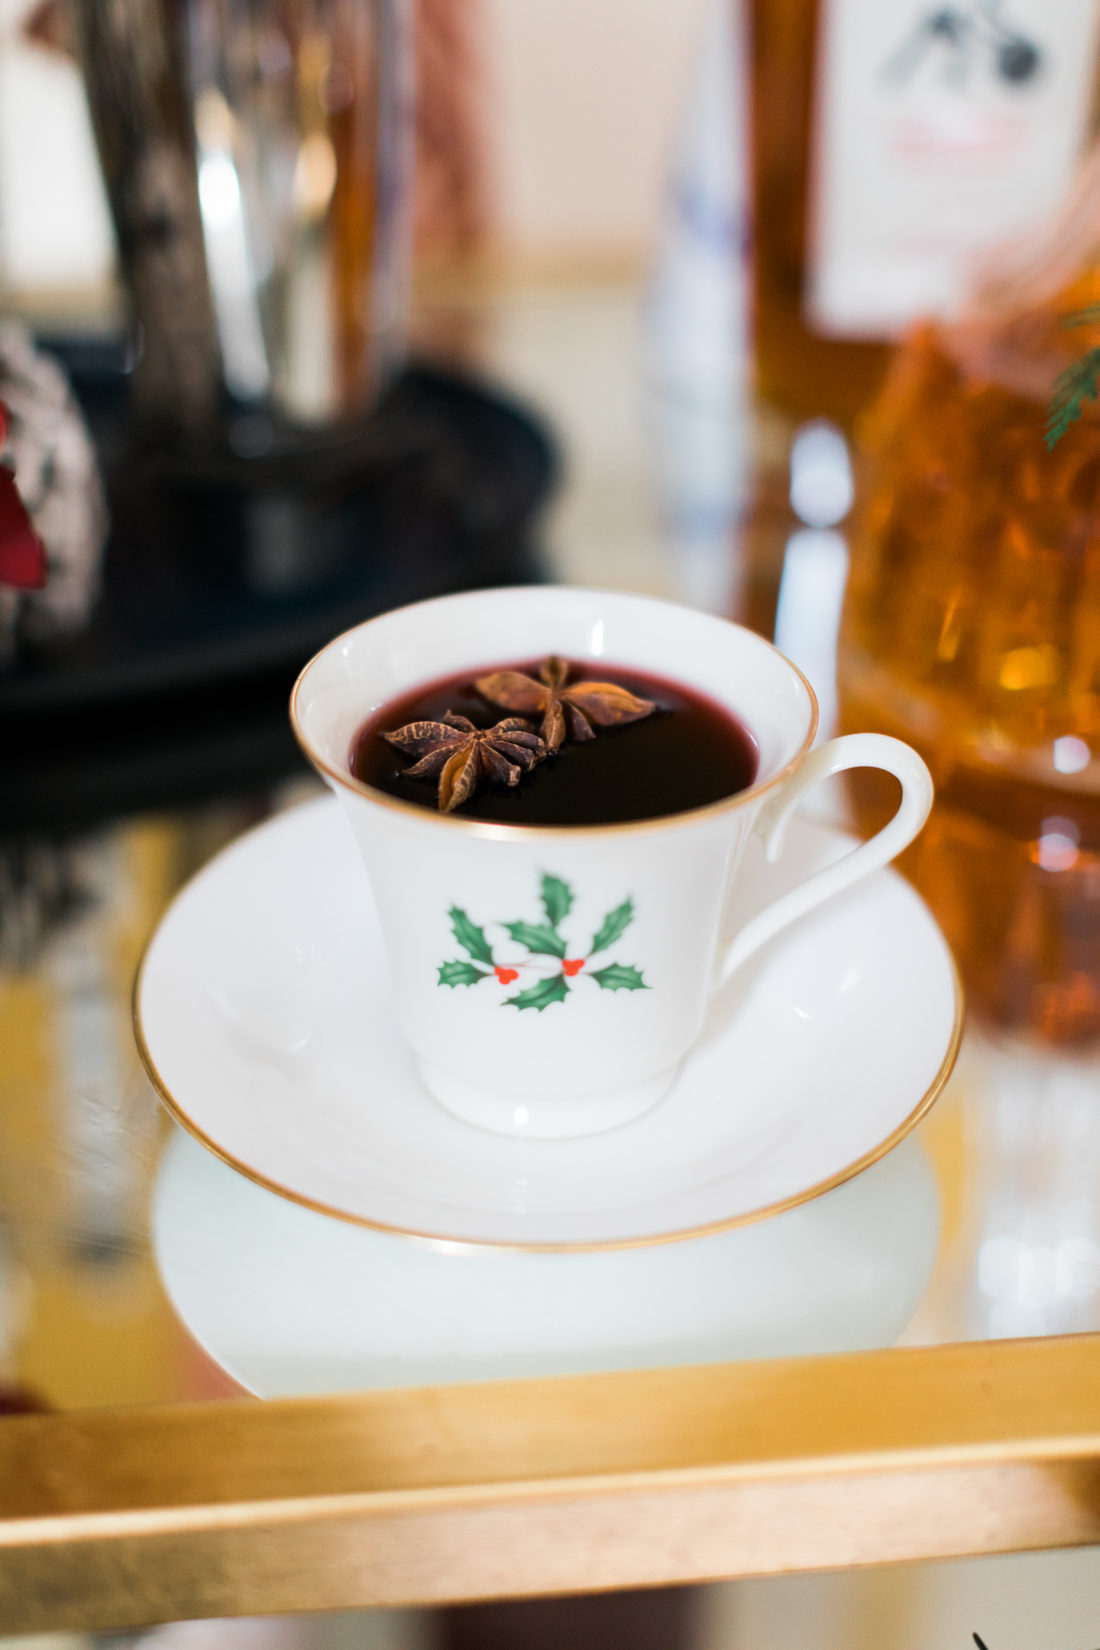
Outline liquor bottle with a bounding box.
[751,0,1100,428]
[838,151,1100,1047]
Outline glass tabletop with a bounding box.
[1,282,1097,1416]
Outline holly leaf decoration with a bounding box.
[502,921,567,958]
[540,872,573,928]
[438,959,490,988]
[503,973,570,1012]
[589,963,648,992]
[589,897,634,956]
[448,905,494,965]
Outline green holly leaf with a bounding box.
[438,959,490,988]
[502,921,567,957]
[448,905,494,965]
[540,873,573,928]
[503,973,570,1011]
[589,897,634,955]
[589,963,649,992]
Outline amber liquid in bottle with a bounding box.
[840,315,1100,1047]
[749,0,892,429]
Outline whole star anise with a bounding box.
[382,713,546,813]
[474,656,656,752]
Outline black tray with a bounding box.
[1,341,556,832]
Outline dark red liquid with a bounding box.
[350,658,759,826]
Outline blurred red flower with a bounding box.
[0,401,48,591]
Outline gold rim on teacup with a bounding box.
[288,595,821,841]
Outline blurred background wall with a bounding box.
[0,0,709,306]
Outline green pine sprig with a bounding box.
[1045,308,1100,449]
[1046,351,1100,448]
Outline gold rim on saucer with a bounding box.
[133,945,964,1256]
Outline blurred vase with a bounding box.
[838,153,1100,1048]
[76,0,413,440]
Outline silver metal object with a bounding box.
[187,0,413,425]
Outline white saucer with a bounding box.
[153,1123,941,1396]
[135,797,961,1250]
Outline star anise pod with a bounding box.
[382,713,546,813]
[474,656,656,753]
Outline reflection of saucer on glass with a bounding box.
[153,1123,941,1396]
[135,797,961,1249]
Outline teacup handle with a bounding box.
[717,733,934,986]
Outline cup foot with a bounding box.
[416,1061,681,1140]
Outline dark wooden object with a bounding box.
[440,1588,699,1650]
[72,0,222,438]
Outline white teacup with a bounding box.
[292,587,932,1139]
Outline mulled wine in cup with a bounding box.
[292,587,932,1139]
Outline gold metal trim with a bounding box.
[4,1333,1100,1632]
[288,590,822,840]
[132,922,964,1255]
